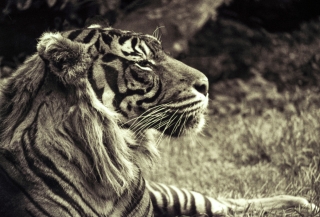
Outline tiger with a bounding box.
[0,24,318,217]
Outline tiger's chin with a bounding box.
[158,113,206,137]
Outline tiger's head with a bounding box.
[58,24,209,137]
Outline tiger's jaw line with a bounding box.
[157,95,208,137]
[124,93,208,138]
[157,112,206,137]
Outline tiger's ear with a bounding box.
[37,32,92,84]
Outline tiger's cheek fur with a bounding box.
[118,67,161,119]
[125,68,154,92]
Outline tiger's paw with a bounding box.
[37,32,92,84]
[306,202,320,215]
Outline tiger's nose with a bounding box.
[193,77,209,96]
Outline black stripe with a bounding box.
[102,53,119,63]
[181,189,188,210]
[48,197,74,216]
[67,30,83,40]
[168,186,181,216]
[136,81,162,105]
[122,180,146,217]
[119,35,131,45]
[152,183,168,216]
[118,109,129,118]
[122,50,137,56]
[122,50,130,56]
[146,84,154,92]
[130,68,149,84]
[101,33,113,46]
[94,35,101,51]
[139,45,147,56]
[131,38,138,52]
[149,190,163,216]
[131,38,138,48]
[121,50,140,57]
[204,196,213,217]
[101,64,119,94]
[83,30,96,43]
[88,65,104,100]
[140,199,152,217]
[190,192,197,214]
[26,209,37,217]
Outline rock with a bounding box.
[115,0,225,56]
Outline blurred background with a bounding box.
[1,0,320,116]
[1,0,320,207]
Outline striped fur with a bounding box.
[0,24,317,217]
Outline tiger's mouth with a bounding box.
[157,112,205,137]
[128,99,207,137]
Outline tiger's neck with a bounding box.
[1,64,138,189]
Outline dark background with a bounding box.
[2,0,320,115]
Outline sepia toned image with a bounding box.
[0,0,319,216]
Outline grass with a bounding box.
[145,94,320,216]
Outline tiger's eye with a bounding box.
[137,60,150,67]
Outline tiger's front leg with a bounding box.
[146,181,229,216]
[146,181,319,217]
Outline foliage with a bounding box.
[184,16,320,116]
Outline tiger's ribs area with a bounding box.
[1,0,320,214]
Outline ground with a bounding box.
[147,106,320,216]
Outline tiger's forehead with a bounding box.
[99,27,162,61]
[102,28,162,59]
[100,27,159,41]
[64,25,163,61]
